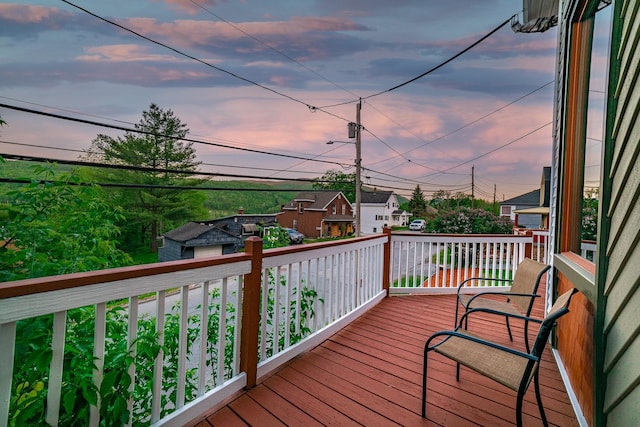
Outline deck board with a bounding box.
[197,288,579,427]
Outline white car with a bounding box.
[408,219,426,231]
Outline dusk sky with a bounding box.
[0,1,611,201]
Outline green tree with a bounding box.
[409,185,427,214]
[84,103,206,252]
[312,169,356,202]
[582,188,598,241]
[0,164,132,281]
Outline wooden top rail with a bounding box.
[0,253,252,299]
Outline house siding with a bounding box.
[601,0,640,424]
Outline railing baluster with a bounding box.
[199,281,210,394]
[260,268,269,360]
[217,278,228,385]
[126,296,138,426]
[0,321,16,427]
[176,285,190,409]
[151,290,165,423]
[233,275,242,375]
[273,267,282,355]
[285,265,293,348]
[91,302,106,427]
[46,311,66,426]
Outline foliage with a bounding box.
[260,225,291,249]
[409,185,427,214]
[10,274,322,426]
[312,169,356,202]
[0,163,132,281]
[425,207,512,234]
[582,188,598,241]
[430,190,473,210]
[83,103,207,252]
[260,269,322,358]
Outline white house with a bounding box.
[360,191,411,235]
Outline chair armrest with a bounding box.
[456,277,513,294]
[465,291,539,306]
[457,307,544,329]
[426,329,536,360]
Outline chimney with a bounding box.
[238,207,244,215]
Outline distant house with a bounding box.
[360,190,411,235]
[279,191,353,238]
[158,212,277,262]
[499,167,551,229]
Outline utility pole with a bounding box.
[493,184,497,214]
[471,165,475,209]
[355,98,362,237]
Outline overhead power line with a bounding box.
[188,0,360,100]
[0,177,307,192]
[59,0,351,124]
[0,153,336,183]
[0,103,349,167]
[319,15,514,108]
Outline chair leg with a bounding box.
[534,372,548,426]
[456,362,460,381]
[505,315,513,341]
[455,300,460,327]
[422,347,429,417]
[524,319,530,353]
[516,389,524,427]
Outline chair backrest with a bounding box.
[509,258,551,314]
[521,288,578,391]
[530,288,578,358]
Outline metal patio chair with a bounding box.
[455,257,550,352]
[422,287,578,426]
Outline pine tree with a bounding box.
[85,103,206,252]
[409,185,427,214]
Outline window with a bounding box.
[342,204,346,215]
[298,203,303,214]
[501,205,512,216]
[293,219,297,229]
[332,205,337,214]
[558,6,610,262]
[375,215,383,221]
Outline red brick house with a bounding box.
[279,191,354,238]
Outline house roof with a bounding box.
[501,189,540,206]
[285,191,352,210]
[361,191,393,204]
[514,206,549,215]
[163,222,236,242]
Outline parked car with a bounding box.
[408,219,426,231]
[285,228,305,244]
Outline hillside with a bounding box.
[0,159,314,216]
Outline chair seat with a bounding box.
[433,330,530,391]
[459,294,524,316]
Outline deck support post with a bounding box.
[383,228,391,296]
[241,237,262,389]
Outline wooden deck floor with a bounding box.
[194,291,578,427]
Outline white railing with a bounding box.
[0,256,251,427]
[389,234,532,294]
[531,230,550,263]
[256,236,386,378]
[0,235,387,427]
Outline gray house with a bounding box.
[158,213,278,262]
[499,167,551,229]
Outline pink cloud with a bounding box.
[122,15,366,47]
[76,44,184,63]
[150,0,225,15]
[0,3,69,24]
